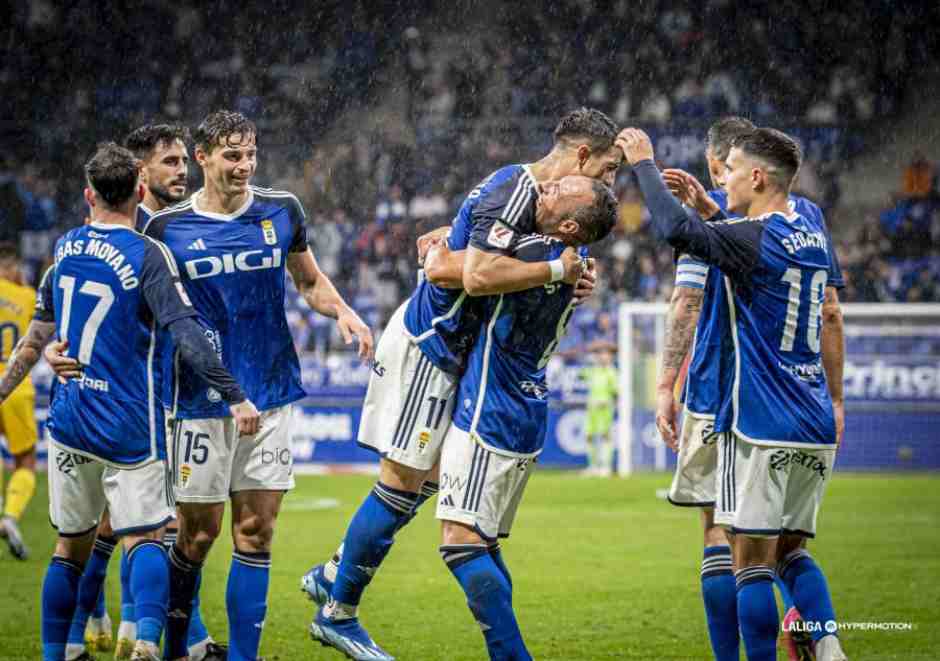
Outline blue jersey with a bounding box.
[39,222,196,466]
[404,165,539,375]
[136,204,154,233]
[145,186,308,418]
[678,191,844,418]
[452,236,580,457]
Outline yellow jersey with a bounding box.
[0,277,37,398]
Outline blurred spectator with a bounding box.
[902,151,935,199]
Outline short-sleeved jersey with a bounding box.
[678,191,844,419]
[403,165,539,375]
[0,278,38,398]
[452,235,580,457]
[666,209,837,448]
[145,187,308,418]
[136,204,154,233]
[41,222,196,466]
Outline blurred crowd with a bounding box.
[5,0,940,355]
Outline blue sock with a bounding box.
[227,550,271,661]
[488,542,513,591]
[93,583,107,619]
[332,482,419,607]
[778,549,838,643]
[399,481,439,529]
[127,540,169,647]
[67,535,116,646]
[442,545,531,661]
[701,546,739,661]
[775,574,796,612]
[735,566,779,661]
[120,548,135,625]
[42,556,84,661]
[165,544,202,660]
[188,584,211,648]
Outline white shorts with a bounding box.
[358,302,458,472]
[170,404,295,503]
[48,440,174,537]
[715,433,836,538]
[667,411,719,507]
[436,426,534,541]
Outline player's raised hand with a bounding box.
[559,247,585,285]
[573,258,597,305]
[230,399,261,436]
[337,307,375,361]
[417,226,451,265]
[616,128,655,166]
[655,386,680,451]
[663,169,721,219]
[44,339,82,383]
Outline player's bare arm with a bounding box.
[287,248,374,360]
[0,320,56,402]
[821,285,845,445]
[462,244,583,296]
[655,285,704,450]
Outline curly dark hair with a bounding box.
[193,110,257,154]
[124,123,190,160]
[705,116,756,161]
[553,107,618,152]
[84,142,140,207]
[570,180,618,245]
[731,127,802,191]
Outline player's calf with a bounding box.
[440,522,531,661]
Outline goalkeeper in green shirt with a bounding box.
[582,344,618,476]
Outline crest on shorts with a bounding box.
[417,430,431,452]
[261,219,277,246]
[180,464,191,486]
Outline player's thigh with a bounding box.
[230,404,295,494]
[781,447,835,539]
[379,457,432,493]
[171,415,236,503]
[103,460,174,537]
[0,391,38,456]
[358,306,457,472]
[47,440,106,538]
[667,411,719,507]
[436,426,534,542]
[714,433,786,538]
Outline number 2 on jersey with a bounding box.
[779,268,827,353]
[58,276,115,365]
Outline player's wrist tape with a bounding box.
[549,259,565,282]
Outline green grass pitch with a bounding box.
[1,471,937,660]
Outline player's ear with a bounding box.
[83,187,95,210]
[577,144,591,168]
[137,181,146,202]
[559,218,580,241]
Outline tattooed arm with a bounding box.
[0,320,56,402]
[654,284,704,451]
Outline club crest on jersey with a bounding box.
[261,220,278,246]
[206,388,221,403]
[487,223,514,249]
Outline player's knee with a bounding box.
[55,531,96,565]
[441,520,483,547]
[12,447,36,471]
[379,458,428,493]
[178,509,224,559]
[776,534,807,562]
[98,515,115,539]
[233,513,275,553]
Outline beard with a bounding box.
[150,181,187,207]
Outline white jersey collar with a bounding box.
[192,188,254,221]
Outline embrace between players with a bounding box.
[0,105,846,661]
